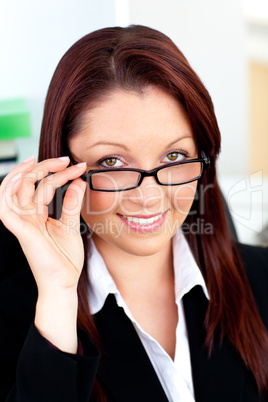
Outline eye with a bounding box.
[162,151,188,163]
[99,157,124,168]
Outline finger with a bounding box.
[33,162,87,206]
[0,172,26,236]
[60,178,87,230]
[0,172,22,214]
[0,171,37,219]
[30,156,71,179]
[16,157,71,207]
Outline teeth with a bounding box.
[123,213,163,225]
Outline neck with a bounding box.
[92,235,174,298]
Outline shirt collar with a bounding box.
[87,228,209,315]
[86,238,118,314]
[172,229,209,302]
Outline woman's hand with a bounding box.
[0,156,87,352]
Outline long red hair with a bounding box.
[39,25,268,400]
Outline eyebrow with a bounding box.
[88,135,193,151]
[166,135,193,148]
[88,141,130,151]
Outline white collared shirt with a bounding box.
[87,228,209,402]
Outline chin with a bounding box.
[114,235,172,257]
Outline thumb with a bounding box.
[60,178,86,229]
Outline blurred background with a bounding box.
[0,0,267,245]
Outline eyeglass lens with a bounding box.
[92,170,140,191]
[158,162,201,185]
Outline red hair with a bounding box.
[39,25,268,400]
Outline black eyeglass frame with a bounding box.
[73,151,210,192]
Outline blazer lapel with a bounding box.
[94,294,169,402]
[183,286,244,402]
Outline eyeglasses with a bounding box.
[75,151,210,192]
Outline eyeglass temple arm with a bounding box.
[200,150,210,165]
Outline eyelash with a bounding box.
[96,149,190,169]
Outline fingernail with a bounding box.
[11,173,22,182]
[58,156,69,161]
[75,162,87,168]
[22,155,35,163]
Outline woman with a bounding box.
[0,25,267,402]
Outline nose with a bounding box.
[120,176,165,214]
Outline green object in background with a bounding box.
[0,99,32,140]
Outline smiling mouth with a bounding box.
[121,213,164,225]
[117,212,167,233]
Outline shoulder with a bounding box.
[0,219,37,323]
[235,242,268,282]
[0,219,29,281]
[235,242,268,327]
[0,217,37,299]
[0,220,37,351]
[0,174,28,281]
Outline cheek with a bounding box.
[81,187,120,216]
[169,182,197,216]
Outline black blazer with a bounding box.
[0,220,267,402]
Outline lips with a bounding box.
[117,212,167,233]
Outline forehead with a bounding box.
[69,86,195,155]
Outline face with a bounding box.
[69,86,198,257]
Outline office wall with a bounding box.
[250,61,268,175]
